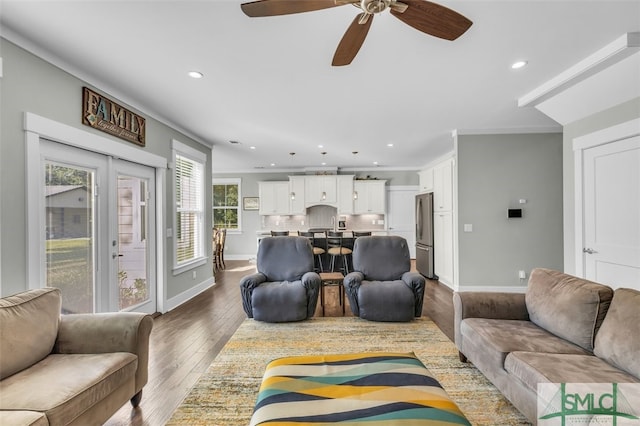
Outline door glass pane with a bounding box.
[118,175,150,310]
[45,163,94,313]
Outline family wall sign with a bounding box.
[82,87,146,147]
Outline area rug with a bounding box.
[167,317,531,426]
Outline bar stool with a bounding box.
[327,231,352,274]
[270,230,289,236]
[300,231,326,272]
[352,231,371,239]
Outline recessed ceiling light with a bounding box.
[250,146,256,150]
[318,145,324,148]
[188,71,204,79]
[511,61,528,70]
[387,143,394,147]
[373,161,379,165]
[321,162,326,166]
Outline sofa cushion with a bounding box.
[594,288,640,378]
[0,353,137,425]
[505,352,639,394]
[0,288,61,380]
[0,411,49,426]
[525,268,613,351]
[460,318,590,370]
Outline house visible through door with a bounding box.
[41,140,156,314]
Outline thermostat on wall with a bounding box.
[508,209,523,218]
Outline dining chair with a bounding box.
[215,228,226,270]
[212,228,220,273]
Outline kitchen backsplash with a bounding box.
[261,206,385,232]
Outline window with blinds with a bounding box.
[173,140,206,269]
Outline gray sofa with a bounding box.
[240,236,321,322]
[454,268,640,423]
[0,287,153,426]
[345,236,425,322]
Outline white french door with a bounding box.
[112,160,157,313]
[40,140,157,313]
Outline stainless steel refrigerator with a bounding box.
[415,192,437,279]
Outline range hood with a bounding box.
[306,205,338,229]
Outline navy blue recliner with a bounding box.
[240,236,321,322]
[345,236,425,322]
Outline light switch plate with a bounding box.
[463,224,473,232]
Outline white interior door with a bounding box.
[583,135,640,290]
[40,140,157,313]
[387,186,418,258]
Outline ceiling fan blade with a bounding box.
[332,13,373,66]
[390,0,472,40]
[241,0,345,17]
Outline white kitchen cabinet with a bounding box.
[353,180,387,214]
[305,175,337,205]
[288,176,306,214]
[336,175,355,214]
[258,181,290,215]
[433,159,453,212]
[418,169,434,192]
[434,210,454,286]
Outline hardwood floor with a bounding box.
[105,260,454,425]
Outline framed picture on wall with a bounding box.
[243,197,259,211]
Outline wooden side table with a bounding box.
[319,272,345,316]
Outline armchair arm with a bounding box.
[401,271,426,317]
[55,312,153,391]
[239,272,267,318]
[301,272,321,318]
[344,272,364,316]
[453,291,528,348]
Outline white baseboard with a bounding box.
[455,285,527,293]
[224,254,256,261]
[164,277,215,313]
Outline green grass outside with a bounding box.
[46,238,93,313]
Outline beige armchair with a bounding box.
[0,287,153,426]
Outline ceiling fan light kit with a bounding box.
[240,0,473,66]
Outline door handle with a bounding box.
[112,253,124,259]
[583,248,598,254]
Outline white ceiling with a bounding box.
[1,0,639,173]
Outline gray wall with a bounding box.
[214,170,418,257]
[0,39,213,300]
[561,97,640,275]
[457,133,564,288]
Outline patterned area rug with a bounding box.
[167,317,531,426]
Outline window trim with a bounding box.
[212,177,242,233]
[172,139,207,274]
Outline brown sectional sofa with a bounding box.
[0,287,153,425]
[454,268,640,423]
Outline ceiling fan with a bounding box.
[240,0,473,66]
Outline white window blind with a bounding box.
[173,140,206,269]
